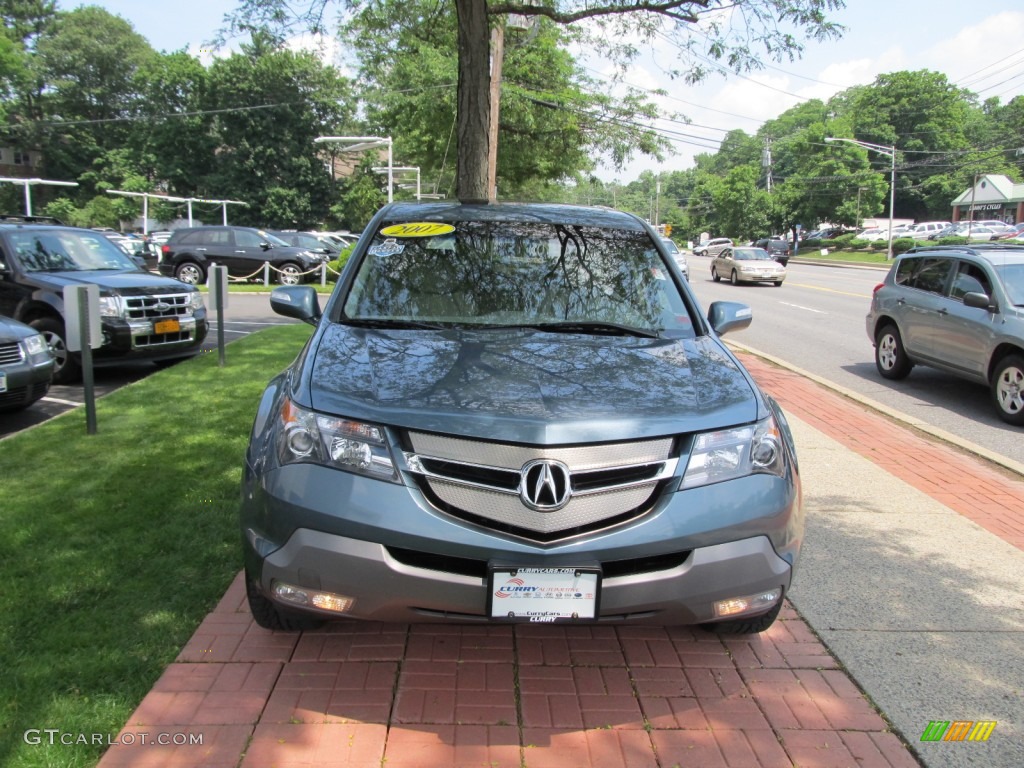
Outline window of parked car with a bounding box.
[950,262,992,301]
[894,257,953,294]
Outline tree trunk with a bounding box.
[454,0,490,203]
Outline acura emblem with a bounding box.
[519,460,572,511]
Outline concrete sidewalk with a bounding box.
[97,351,1024,768]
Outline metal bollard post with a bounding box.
[264,262,270,286]
[321,262,327,286]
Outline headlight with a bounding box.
[98,296,122,318]
[275,398,398,482]
[188,291,205,310]
[23,333,50,361]
[681,415,786,489]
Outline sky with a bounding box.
[68,1,1024,183]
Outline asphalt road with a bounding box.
[686,256,1024,468]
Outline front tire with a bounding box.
[991,354,1024,426]
[277,262,303,285]
[875,323,913,380]
[730,270,739,286]
[175,261,205,285]
[30,317,80,384]
[702,599,782,635]
[245,569,325,631]
[711,265,721,282]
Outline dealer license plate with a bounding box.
[154,318,180,334]
[488,566,600,622]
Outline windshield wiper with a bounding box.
[343,317,448,330]
[522,321,660,338]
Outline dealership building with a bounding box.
[951,174,1024,224]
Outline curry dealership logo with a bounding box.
[920,720,997,742]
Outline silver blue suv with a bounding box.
[866,244,1024,425]
[241,202,802,633]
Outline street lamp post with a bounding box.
[825,137,897,260]
[315,136,394,203]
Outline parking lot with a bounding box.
[0,293,298,439]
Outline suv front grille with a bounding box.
[124,293,194,320]
[404,431,678,542]
[0,341,24,366]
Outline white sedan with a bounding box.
[711,246,786,286]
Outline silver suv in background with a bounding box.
[695,237,733,258]
[242,202,802,634]
[866,244,1024,425]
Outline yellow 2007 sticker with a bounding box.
[380,222,456,238]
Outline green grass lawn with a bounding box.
[0,323,313,768]
[794,249,892,265]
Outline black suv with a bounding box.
[753,237,792,266]
[0,222,208,383]
[159,226,328,286]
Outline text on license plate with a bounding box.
[154,318,180,334]
[488,567,600,622]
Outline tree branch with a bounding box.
[487,0,715,25]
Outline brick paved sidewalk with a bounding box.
[96,350,1024,768]
[98,575,918,768]
[737,353,1024,553]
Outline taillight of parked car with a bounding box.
[873,283,884,295]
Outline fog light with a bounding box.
[714,588,781,617]
[273,581,354,614]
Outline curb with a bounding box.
[727,339,1024,479]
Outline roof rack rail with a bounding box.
[0,213,65,225]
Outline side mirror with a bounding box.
[707,300,752,336]
[260,241,272,251]
[962,291,996,312]
[270,285,321,326]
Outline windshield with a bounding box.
[733,248,773,261]
[342,221,697,337]
[994,263,1024,305]
[9,230,140,272]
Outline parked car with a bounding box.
[855,228,886,241]
[694,237,733,258]
[159,226,329,285]
[0,314,54,411]
[928,224,963,240]
[908,221,952,238]
[866,243,1024,425]
[953,224,1001,241]
[241,201,802,634]
[753,237,792,266]
[660,237,688,279]
[266,230,341,259]
[994,223,1024,241]
[712,246,786,286]
[0,222,208,383]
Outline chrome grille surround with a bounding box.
[404,432,677,540]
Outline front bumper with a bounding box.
[242,461,801,626]
[93,311,209,363]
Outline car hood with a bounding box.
[300,325,760,444]
[0,315,36,342]
[25,270,197,296]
